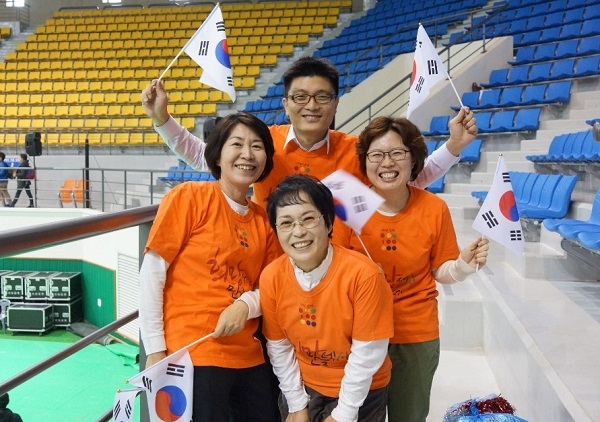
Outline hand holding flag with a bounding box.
[472,156,524,256]
[158,4,236,102]
[407,24,463,119]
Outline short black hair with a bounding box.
[0,152,5,160]
[204,112,275,182]
[266,174,335,238]
[283,57,339,96]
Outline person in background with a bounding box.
[260,174,394,422]
[332,116,489,422]
[0,152,12,207]
[6,154,33,208]
[141,57,478,208]
[0,393,23,422]
[138,113,280,422]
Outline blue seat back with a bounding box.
[522,84,547,105]
[460,139,483,162]
[479,89,501,108]
[508,66,529,84]
[551,59,576,79]
[490,110,516,132]
[529,62,552,82]
[545,81,572,103]
[500,86,524,106]
[514,108,541,131]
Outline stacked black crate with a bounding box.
[1,271,35,302]
[6,271,58,335]
[48,272,83,327]
[0,270,14,299]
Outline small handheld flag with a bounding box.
[472,156,524,256]
[321,170,384,235]
[113,388,143,422]
[158,4,236,102]
[407,24,463,119]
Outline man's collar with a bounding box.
[283,126,330,153]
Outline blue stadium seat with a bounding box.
[517,173,578,219]
[426,175,445,193]
[584,4,600,20]
[526,15,545,31]
[513,108,542,131]
[474,112,493,133]
[508,66,530,84]
[422,115,450,136]
[499,86,524,107]
[557,131,589,161]
[554,39,580,59]
[578,35,600,55]
[560,22,583,40]
[425,141,438,155]
[521,84,547,105]
[525,133,568,162]
[574,56,600,77]
[534,44,558,62]
[479,89,502,108]
[158,166,179,182]
[577,231,600,250]
[459,138,483,163]
[538,26,562,43]
[511,46,535,64]
[483,68,509,88]
[544,11,564,28]
[544,81,572,103]
[563,6,585,23]
[489,110,516,132]
[550,59,576,79]
[458,91,481,110]
[529,62,553,82]
[581,17,600,36]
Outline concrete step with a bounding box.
[444,182,490,195]
[539,118,589,132]
[437,193,481,208]
[481,150,529,161]
[484,159,534,173]
[520,138,552,152]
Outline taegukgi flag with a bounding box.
[113,388,143,422]
[321,169,385,234]
[128,347,194,422]
[183,4,236,102]
[472,156,524,256]
[406,24,449,119]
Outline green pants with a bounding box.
[387,338,440,422]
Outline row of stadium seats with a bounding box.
[424,109,542,136]
[510,35,600,65]
[471,172,579,219]
[526,130,599,163]
[543,189,600,251]
[0,131,166,146]
[453,81,572,110]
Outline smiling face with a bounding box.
[282,76,339,149]
[366,130,414,196]
[217,123,267,199]
[275,191,331,272]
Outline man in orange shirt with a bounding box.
[261,175,394,422]
[141,57,479,207]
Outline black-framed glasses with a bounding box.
[366,149,411,163]
[287,93,336,105]
[276,215,323,232]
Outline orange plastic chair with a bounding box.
[58,178,77,207]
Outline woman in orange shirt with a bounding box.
[332,116,489,422]
[260,175,394,422]
[139,113,280,422]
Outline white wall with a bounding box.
[1,208,140,270]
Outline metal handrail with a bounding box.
[0,310,139,397]
[0,204,158,258]
[0,204,159,420]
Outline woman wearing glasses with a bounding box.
[139,113,280,422]
[332,116,489,422]
[260,174,394,422]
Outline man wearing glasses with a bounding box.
[141,56,478,207]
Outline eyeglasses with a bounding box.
[366,149,411,163]
[276,215,323,232]
[287,93,336,105]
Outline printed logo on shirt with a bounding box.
[206,246,254,299]
[298,339,350,366]
[293,162,311,174]
[235,225,249,248]
[380,229,398,251]
[299,303,317,327]
[386,265,417,296]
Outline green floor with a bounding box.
[0,329,141,421]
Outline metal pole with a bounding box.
[85,135,90,208]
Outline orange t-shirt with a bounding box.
[332,186,459,344]
[252,125,368,207]
[260,244,394,397]
[145,182,279,368]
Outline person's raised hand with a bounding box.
[446,106,478,156]
[141,79,170,127]
[460,237,489,269]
